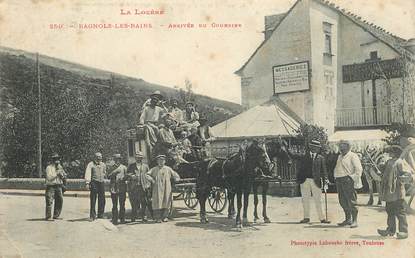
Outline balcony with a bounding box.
[336,105,402,128]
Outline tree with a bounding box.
[294,124,329,151]
[374,55,415,125]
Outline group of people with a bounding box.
[84,151,182,224]
[139,90,215,162]
[288,127,415,240]
[45,151,181,224]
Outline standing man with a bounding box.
[398,127,415,177]
[45,153,67,221]
[378,145,408,239]
[107,154,127,225]
[283,140,330,223]
[85,152,107,221]
[126,151,153,222]
[147,155,180,223]
[334,140,363,228]
[383,126,415,239]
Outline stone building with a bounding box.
[235,0,415,135]
[211,0,415,196]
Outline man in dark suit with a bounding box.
[285,140,330,224]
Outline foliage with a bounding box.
[0,52,241,178]
[382,122,414,145]
[294,124,329,151]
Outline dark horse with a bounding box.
[251,139,291,223]
[196,141,271,227]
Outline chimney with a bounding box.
[404,38,415,53]
[264,13,286,40]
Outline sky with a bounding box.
[0,0,414,104]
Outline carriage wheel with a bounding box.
[208,187,227,213]
[183,187,199,209]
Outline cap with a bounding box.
[113,154,122,159]
[338,140,351,146]
[135,151,144,158]
[156,154,166,159]
[384,145,403,154]
[95,152,103,159]
[51,153,60,159]
[150,90,163,99]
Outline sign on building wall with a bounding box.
[342,58,403,83]
[272,61,310,94]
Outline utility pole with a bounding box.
[36,53,42,178]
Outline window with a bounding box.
[324,70,334,100]
[323,22,333,55]
[370,51,378,60]
[325,34,332,54]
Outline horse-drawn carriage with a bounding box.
[126,125,228,214]
[127,124,306,226]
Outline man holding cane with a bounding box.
[282,140,330,224]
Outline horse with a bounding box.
[196,141,271,227]
[251,139,290,223]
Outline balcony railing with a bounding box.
[336,105,402,128]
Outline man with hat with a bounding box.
[379,126,415,239]
[85,152,107,221]
[378,145,409,239]
[139,91,169,151]
[334,140,363,228]
[182,101,200,129]
[139,90,168,124]
[398,127,415,178]
[126,151,154,222]
[283,140,330,224]
[45,153,67,221]
[107,154,127,224]
[147,154,180,223]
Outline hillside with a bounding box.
[0,46,242,177]
[0,46,242,121]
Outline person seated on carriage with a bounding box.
[187,127,204,161]
[139,91,169,147]
[182,101,200,130]
[159,123,178,147]
[179,131,193,161]
[166,149,190,171]
[169,99,184,125]
[197,116,215,158]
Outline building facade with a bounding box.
[236,0,415,135]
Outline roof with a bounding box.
[328,129,389,142]
[235,0,414,75]
[328,129,389,150]
[211,97,305,140]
